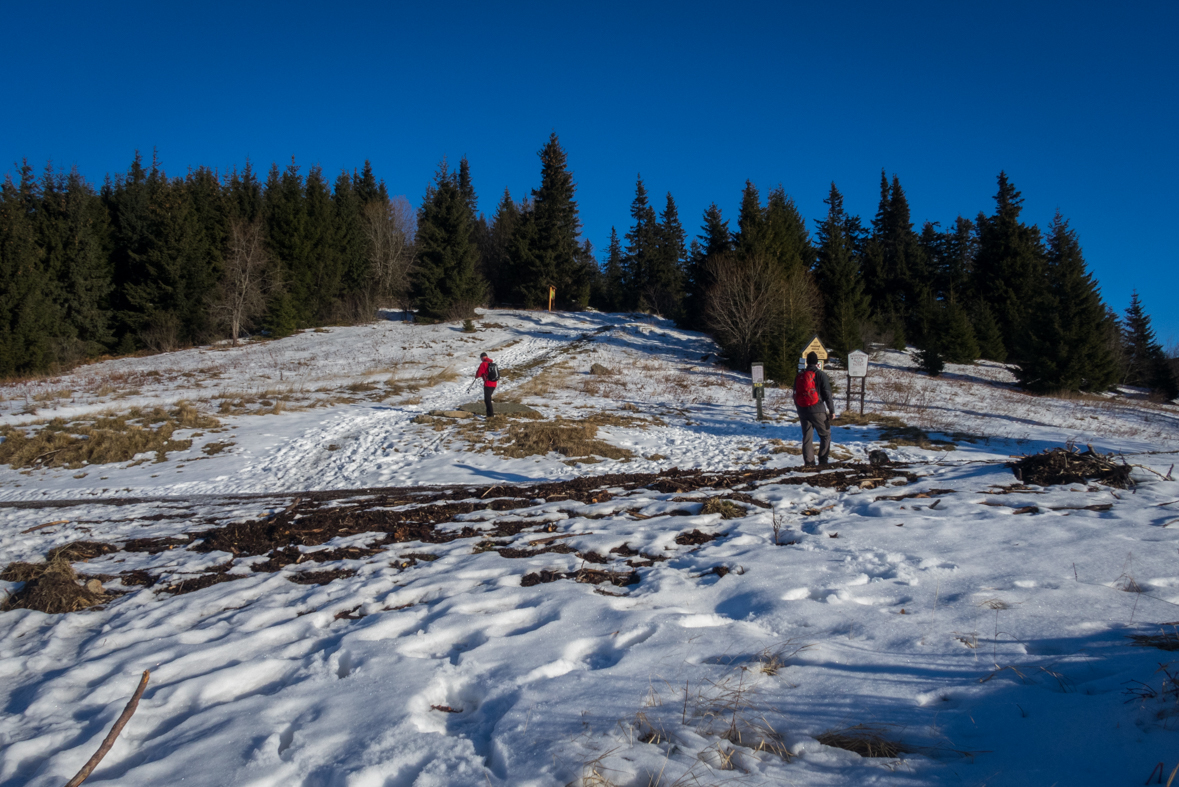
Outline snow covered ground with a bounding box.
[2,310,1179,786]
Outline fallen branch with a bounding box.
[527,531,593,547]
[64,670,150,787]
[22,519,69,534]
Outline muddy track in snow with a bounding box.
[4,463,917,609]
[0,462,913,511]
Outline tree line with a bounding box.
[1,136,1175,399]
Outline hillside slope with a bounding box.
[1,311,1178,787]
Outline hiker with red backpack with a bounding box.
[794,351,836,466]
[475,352,498,417]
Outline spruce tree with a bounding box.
[973,172,1045,357]
[623,176,659,311]
[733,181,767,260]
[0,163,57,373]
[599,227,626,312]
[1014,214,1117,392]
[263,159,309,329]
[180,166,225,342]
[813,183,870,360]
[105,151,154,348]
[530,135,589,309]
[683,203,732,329]
[648,192,686,319]
[412,161,486,320]
[228,159,263,223]
[483,189,519,305]
[940,301,980,364]
[353,161,385,205]
[458,157,479,219]
[54,168,113,356]
[332,170,368,307]
[763,186,812,278]
[972,302,1007,362]
[1122,292,1178,399]
[301,165,341,322]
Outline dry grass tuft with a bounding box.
[0,556,109,614]
[816,724,913,758]
[751,642,811,676]
[700,498,746,520]
[1128,625,1179,652]
[502,420,633,460]
[831,411,905,428]
[0,404,221,469]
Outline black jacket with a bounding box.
[797,364,835,414]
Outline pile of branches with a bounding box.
[1010,446,1133,489]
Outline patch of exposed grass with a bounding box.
[701,498,746,519]
[32,388,72,403]
[202,441,234,456]
[1128,626,1179,652]
[816,724,913,758]
[832,411,906,428]
[0,403,220,469]
[498,419,634,461]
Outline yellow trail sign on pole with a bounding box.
[548,286,556,312]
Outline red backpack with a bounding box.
[793,370,820,407]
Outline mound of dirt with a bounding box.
[1010,446,1132,489]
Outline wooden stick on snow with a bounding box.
[63,670,150,787]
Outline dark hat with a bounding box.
[480,352,488,359]
[806,351,818,365]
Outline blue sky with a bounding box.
[4,0,1176,343]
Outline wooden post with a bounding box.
[846,372,852,413]
[548,286,555,312]
[860,376,866,415]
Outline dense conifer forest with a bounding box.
[1,135,1175,399]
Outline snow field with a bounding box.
[1,310,1179,785]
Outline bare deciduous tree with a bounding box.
[363,196,416,316]
[705,254,786,369]
[215,218,270,345]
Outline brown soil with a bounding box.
[675,529,725,546]
[4,463,914,610]
[520,567,640,587]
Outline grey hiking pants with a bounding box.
[798,406,831,465]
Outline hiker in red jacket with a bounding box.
[475,352,497,417]
[794,351,836,466]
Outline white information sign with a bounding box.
[847,350,869,378]
[751,363,764,384]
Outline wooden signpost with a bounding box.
[548,286,556,311]
[751,361,765,421]
[847,349,869,415]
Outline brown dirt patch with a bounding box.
[6,464,915,608]
[675,529,725,546]
[520,567,640,587]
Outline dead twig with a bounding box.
[526,531,592,547]
[22,519,69,534]
[64,670,150,787]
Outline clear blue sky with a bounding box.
[4,0,1176,343]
